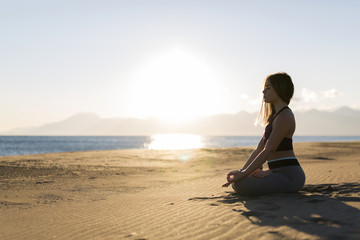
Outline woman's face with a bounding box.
[262,80,279,103]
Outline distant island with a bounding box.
[3,107,360,136]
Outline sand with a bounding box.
[1,142,360,240]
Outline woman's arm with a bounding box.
[223,111,294,186]
[222,137,265,187]
[225,138,264,179]
[242,112,294,175]
[241,137,265,170]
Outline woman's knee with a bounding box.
[232,177,263,196]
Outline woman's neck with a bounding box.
[274,101,288,112]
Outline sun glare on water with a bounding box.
[128,47,227,123]
[146,134,203,150]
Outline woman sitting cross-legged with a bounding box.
[222,72,305,196]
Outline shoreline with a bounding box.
[1,139,360,158]
[1,142,360,239]
[1,135,360,157]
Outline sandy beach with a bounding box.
[1,141,360,240]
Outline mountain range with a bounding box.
[3,107,360,136]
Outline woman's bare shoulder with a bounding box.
[274,108,295,124]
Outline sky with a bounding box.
[1,0,359,132]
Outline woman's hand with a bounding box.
[222,170,246,187]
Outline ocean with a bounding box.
[1,135,360,157]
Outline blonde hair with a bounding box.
[256,72,294,127]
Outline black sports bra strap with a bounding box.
[271,106,289,122]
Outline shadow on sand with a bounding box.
[189,183,360,239]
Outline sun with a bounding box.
[128,47,227,123]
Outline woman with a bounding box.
[222,72,305,196]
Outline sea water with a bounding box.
[1,135,360,157]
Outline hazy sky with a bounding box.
[1,0,359,131]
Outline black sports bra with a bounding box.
[263,106,293,151]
